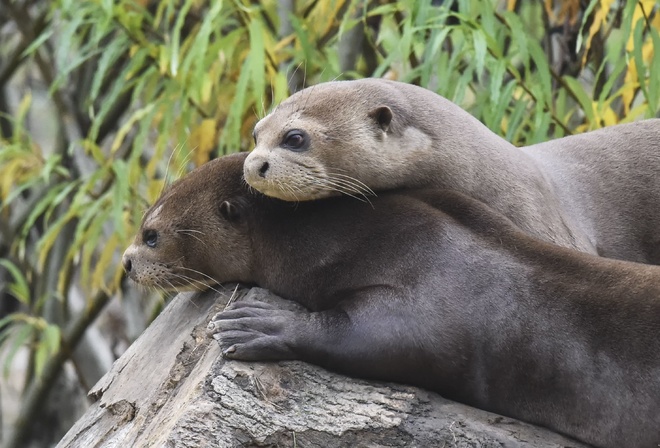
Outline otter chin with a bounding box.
[124,152,660,448]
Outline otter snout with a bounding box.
[244,153,271,182]
[122,245,137,278]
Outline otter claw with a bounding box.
[206,320,219,334]
[223,345,237,356]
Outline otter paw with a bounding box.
[208,302,299,361]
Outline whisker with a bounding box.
[176,146,196,180]
[176,229,204,235]
[160,143,180,196]
[326,180,373,207]
[178,267,227,293]
[327,172,376,196]
[170,272,224,297]
[314,177,371,203]
[175,230,205,245]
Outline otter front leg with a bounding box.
[208,300,350,362]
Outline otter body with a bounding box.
[124,153,660,448]
[245,78,660,263]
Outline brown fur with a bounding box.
[124,153,660,448]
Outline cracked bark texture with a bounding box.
[56,287,588,448]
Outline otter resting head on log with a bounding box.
[123,152,660,448]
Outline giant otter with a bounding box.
[244,78,660,263]
[123,152,660,448]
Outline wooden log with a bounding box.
[56,287,588,447]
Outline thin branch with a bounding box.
[1,290,110,448]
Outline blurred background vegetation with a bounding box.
[0,0,658,446]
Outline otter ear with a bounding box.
[220,200,240,222]
[369,106,393,132]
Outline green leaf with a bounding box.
[90,35,129,103]
[53,12,84,74]
[632,19,648,100]
[88,49,144,143]
[249,19,266,106]
[36,209,76,269]
[3,324,33,378]
[506,97,528,144]
[0,314,17,334]
[2,176,43,208]
[289,15,315,64]
[111,159,130,239]
[43,323,61,354]
[0,260,29,305]
[472,30,487,79]
[597,55,628,104]
[575,0,599,53]
[170,0,195,76]
[527,39,552,104]
[562,76,595,125]
[221,56,251,151]
[502,11,527,64]
[489,59,506,106]
[35,324,61,377]
[44,180,80,223]
[20,183,67,239]
[21,29,54,58]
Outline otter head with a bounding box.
[244,79,432,202]
[122,153,254,292]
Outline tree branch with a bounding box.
[1,290,110,448]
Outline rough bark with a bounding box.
[56,287,588,448]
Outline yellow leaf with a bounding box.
[201,73,213,105]
[190,119,217,166]
[594,102,618,128]
[0,153,42,201]
[92,234,119,292]
[622,37,654,113]
[621,69,638,114]
[109,104,155,156]
[619,103,649,124]
[626,0,656,51]
[16,92,32,125]
[158,44,169,74]
[308,0,348,40]
[507,0,517,11]
[581,0,615,66]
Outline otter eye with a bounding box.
[143,229,158,248]
[252,130,257,145]
[282,130,308,152]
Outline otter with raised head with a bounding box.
[123,153,660,448]
[244,78,660,263]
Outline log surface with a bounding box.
[56,287,588,448]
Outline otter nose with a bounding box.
[258,161,269,178]
[244,153,271,182]
[122,253,132,273]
